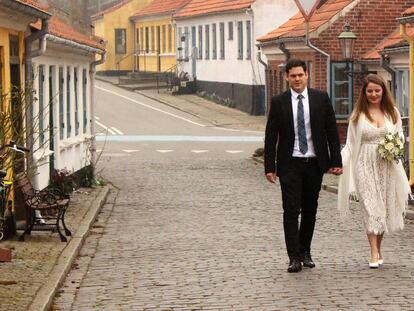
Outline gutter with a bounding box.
[304,22,331,96]
[380,54,396,95]
[46,34,105,54]
[89,52,107,176]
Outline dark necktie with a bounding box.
[297,94,308,154]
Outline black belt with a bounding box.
[292,157,317,163]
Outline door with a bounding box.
[191,26,197,78]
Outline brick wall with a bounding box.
[265,0,414,143]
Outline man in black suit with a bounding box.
[264,59,342,273]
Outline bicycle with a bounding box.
[0,141,29,241]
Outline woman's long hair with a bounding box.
[350,74,397,124]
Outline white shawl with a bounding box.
[337,109,411,231]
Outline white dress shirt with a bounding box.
[291,87,316,157]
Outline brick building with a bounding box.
[257,0,414,143]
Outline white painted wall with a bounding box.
[32,44,94,190]
[175,0,297,86]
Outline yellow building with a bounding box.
[91,0,151,72]
[130,0,190,72]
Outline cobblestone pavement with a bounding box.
[0,186,108,311]
[52,153,414,310]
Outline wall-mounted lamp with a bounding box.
[337,22,373,77]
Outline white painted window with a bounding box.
[219,22,225,59]
[38,65,45,145]
[66,66,71,138]
[330,62,353,118]
[59,67,64,140]
[205,24,210,60]
[184,26,189,58]
[228,21,233,40]
[198,25,203,59]
[396,69,409,117]
[82,69,88,134]
[115,29,126,54]
[74,67,80,136]
[246,21,251,60]
[178,27,183,59]
[212,24,217,59]
[237,21,243,60]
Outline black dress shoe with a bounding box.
[301,252,315,268]
[287,258,302,273]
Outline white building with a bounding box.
[174,0,297,115]
[30,16,105,189]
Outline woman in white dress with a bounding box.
[338,74,411,268]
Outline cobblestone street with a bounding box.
[53,153,414,310]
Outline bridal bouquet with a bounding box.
[377,132,405,163]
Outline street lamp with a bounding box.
[337,22,372,77]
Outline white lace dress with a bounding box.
[355,120,395,234]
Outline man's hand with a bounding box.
[328,167,343,175]
[265,172,277,183]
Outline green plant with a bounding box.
[50,168,77,195]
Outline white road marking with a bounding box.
[96,86,206,127]
[191,150,209,153]
[96,150,102,152]
[101,153,129,157]
[111,127,124,135]
[95,120,116,135]
[226,150,244,154]
[123,150,139,153]
[95,116,100,120]
[157,150,174,153]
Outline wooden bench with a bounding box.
[17,175,72,242]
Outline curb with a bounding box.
[28,185,110,311]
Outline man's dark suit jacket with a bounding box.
[264,88,342,177]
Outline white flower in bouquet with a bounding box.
[377,132,405,164]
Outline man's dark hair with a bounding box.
[285,59,307,74]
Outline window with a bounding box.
[82,69,88,133]
[219,22,225,59]
[198,25,203,59]
[168,24,172,52]
[145,27,149,53]
[66,66,71,137]
[396,69,409,117]
[38,65,45,145]
[115,29,126,54]
[151,26,155,52]
[178,27,183,59]
[74,68,79,136]
[205,25,210,59]
[184,26,189,58]
[59,67,64,140]
[246,21,251,60]
[162,25,166,53]
[136,28,139,46]
[330,62,353,118]
[228,21,233,40]
[212,24,217,59]
[237,21,243,60]
[140,28,144,51]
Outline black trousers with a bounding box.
[278,158,323,260]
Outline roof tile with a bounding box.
[14,0,49,13]
[174,0,255,18]
[33,16,105,50]
[132,0,191,18]
[362,25,414,60]
[258,0,354,42]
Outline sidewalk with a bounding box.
[0,185,109,311]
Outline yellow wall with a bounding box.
[92,0,151,72]
[135,18,176,72]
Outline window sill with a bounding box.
[33,149,54,163]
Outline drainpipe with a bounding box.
[400,23,414,185]
[380,54,396,95]
[89,51,107,176]
[279,42,290,61]
[304,22,330,96]
[257,51,269,116]
[24,18,49,164]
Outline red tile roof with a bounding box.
[33,16,105,51]
[91,0,132,20]
[258,0,353,42]
[13,0,49,14]
[363,25,414,60]
[174,0,255,18]
[132,0,191,18]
